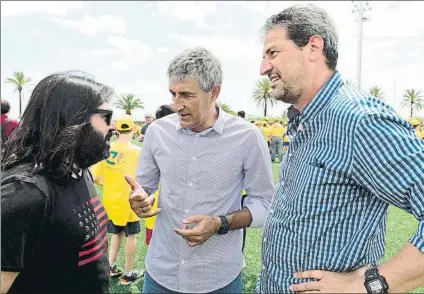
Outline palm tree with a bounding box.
[369,86,385,100]
[217,102,236,115]
[5,71,32,118]
[253,78,276,117]
[401,89,423,117]
[115,93,144,115]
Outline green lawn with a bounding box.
[101,146,423,293]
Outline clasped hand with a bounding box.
[174,215,221,247]
[125,175,221,247]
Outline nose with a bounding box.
[260,57,272,76]
[171,98,184,112]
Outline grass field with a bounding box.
[101,143,423,293]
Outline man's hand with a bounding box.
[125,175,161,218]
[290,267,367,293]
[174,215,221,247]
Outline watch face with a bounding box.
[369,279,383,292]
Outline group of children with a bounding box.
[253,118,290,162]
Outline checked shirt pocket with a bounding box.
[298,160,357,212]
[307,158,352,186]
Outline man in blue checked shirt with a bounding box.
[257,4,424,294]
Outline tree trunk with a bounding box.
[410,104,413,117]
[18,90,22,119]
[126,110,131,115]
[264,101,267,117]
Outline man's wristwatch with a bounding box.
[216,215,230,235]
[364,265,389,294]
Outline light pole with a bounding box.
[352,1,371,89]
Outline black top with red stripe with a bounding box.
[1,165,110,293]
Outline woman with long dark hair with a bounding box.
[1,71,115,293]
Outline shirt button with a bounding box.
[181,260,185,265]
[264,237,267,242]
[192,157,196,161]
[270,209,274,214]
[185,209,189,214]
[262,265,266,270]
[188,183,193,186]
[289,153,293,157]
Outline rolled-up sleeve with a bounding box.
[352,113,424,252]
[243,127,275,228]
[136,123,160,196]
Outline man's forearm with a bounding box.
[226,207,253,230]
[377,242,424,293]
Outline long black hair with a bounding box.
[1,71,115,179]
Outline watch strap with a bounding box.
[364,266,389,294]
[217,215,229,235]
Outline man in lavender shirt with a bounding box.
[126,47,275,293]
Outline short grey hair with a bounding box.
[167,47,223,93]
[261,4,339,70]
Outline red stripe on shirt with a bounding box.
[78,244,108,266]
[93,203,103,213]
[89,196,100,204]
[98,218,108,228]
[96,210,107,221]
[79,233,108,257]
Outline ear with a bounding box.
[211,85,221,102]
[307,35,325,63]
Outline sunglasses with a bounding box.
[93,109,113,126]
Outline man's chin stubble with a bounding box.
[273,89,299,105]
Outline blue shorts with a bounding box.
[107,220,141,237]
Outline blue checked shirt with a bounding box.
[258,71,424,293]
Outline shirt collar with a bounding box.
[286,71,343,124]
[175,107,226,136]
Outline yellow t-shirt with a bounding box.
[261,127,271,142]
[145,187,160,230]
[269,124,285,137]
[91,141,141,226]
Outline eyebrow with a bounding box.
[169,90,194,96]
[264,45,278,57]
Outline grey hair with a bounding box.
[167,47,223,93]
[261,4,339,70]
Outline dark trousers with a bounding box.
[143,271,242,293]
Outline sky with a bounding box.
[1,1,423,121]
